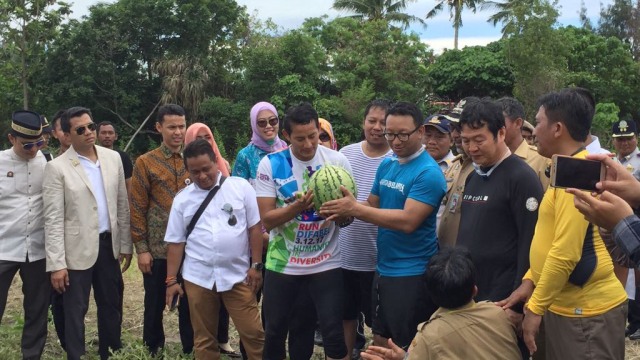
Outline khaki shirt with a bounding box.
[437,154,473,247]
[407,301,521,360]
[514,139,550,190]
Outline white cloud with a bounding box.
[424,36,502,55]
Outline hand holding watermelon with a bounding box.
[293,189,315,212]
[318,185,358,222]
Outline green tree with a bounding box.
[592,102,620,150]
[482,0,537,37]
[332,0,424,29]
[0,0,71,109]
[426,0,481,49]
[597,0,640,59]
[502,0,568,116]
[426,41,514,101]
[154,56,210,120]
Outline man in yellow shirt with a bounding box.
[499,89,627,359]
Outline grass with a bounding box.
[0,257,325,359]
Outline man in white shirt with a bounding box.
[43,107,131,360]
[165,139,265,360]
[0,110,49,359]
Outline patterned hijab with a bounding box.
[250,101,288,152]
[185,123,230,177]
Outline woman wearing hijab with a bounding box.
[185,122,231,176]
[233,102,287,186]
[318,118,338,150]
[183,122,238,357]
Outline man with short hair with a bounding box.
[456,98,543,358]
[0,110,50,360]
[502,90,628,359]
[50,109,70,155]
[44,106,131,360]
[497,97,550,189]
[165,139,265,359]
[40,115,54,161]
[360,248,521,360]
[422,115,454,172]
[96,121,134,195]
[522,121,535,145]
[321,102,446,351]
[338,99,392,358]
[129,104,193,355]
[256,102,352,360]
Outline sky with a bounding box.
[70,0,614,53]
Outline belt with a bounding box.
[99,232,112,240]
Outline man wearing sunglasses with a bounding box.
[43,107,132,360]
[0,110,50,359]
[165,139,265,359]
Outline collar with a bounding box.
[472,148,511,178]
[160,142,183,159]
[435,150,455,165]
[396,146,424,164]
[430,300,476,320]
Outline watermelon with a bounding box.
[309,165,357,212]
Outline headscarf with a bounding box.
[319,118,338,150]
[250,101,288,152]
[185,122,230,177]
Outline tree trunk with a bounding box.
[124,100,161,152]
[454,24,459,50]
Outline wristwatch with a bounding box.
[251,262,264,271]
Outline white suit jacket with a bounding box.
[43,145,132,271]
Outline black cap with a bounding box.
[612,120,637,138]
[11,110,43,139]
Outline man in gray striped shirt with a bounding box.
[338,100,392,359]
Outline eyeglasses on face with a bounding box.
[22,139,45,150]
[222,203,237,226]
[74,122,96,136]
[319,133,331,142]
[257,117,279,128]
[383,126,421,142]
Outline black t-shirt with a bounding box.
[115,149,133,179]
[456,154,544,303]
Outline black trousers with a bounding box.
[142,259,193,354]
[263,268,347,360]
[63,233,124,360]
[0,258,50,360]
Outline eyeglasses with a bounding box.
[257,117,279,128]
[383,126,421,142]
[74,122,96,135]
[319,133,331,142]
[22,139,45,150]
[222,203,237,226]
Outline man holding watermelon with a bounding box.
[321,102,447,352]
[256,102,353,360]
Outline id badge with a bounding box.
[449,193,460,213]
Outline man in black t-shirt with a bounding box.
[97,121,134,195]
[456,98,543,359]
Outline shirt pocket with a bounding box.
[220,199,246,229]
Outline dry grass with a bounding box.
[0,257,329,359]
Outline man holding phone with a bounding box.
[500,89,627,359]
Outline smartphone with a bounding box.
[170,293,180,311]
[550,155,606,191]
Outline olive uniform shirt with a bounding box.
[406,301,521,360]
[437,154,473,248]
[514,139,550,190]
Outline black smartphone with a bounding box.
[550,155,606,191]
[170,293,180,311]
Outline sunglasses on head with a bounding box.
[74,122,96,135]
[222,203,238,226]
[319,133,331,142]
[257,117,279,128]
[22,139,45,150]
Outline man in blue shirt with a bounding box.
[321,102,446,350]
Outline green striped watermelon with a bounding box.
[309,165,357,212]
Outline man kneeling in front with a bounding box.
[361,247,520,360]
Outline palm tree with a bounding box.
[481,0,538,37]
[154,56,209,120]
[332,0,425,29]
[426,0,482,50]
